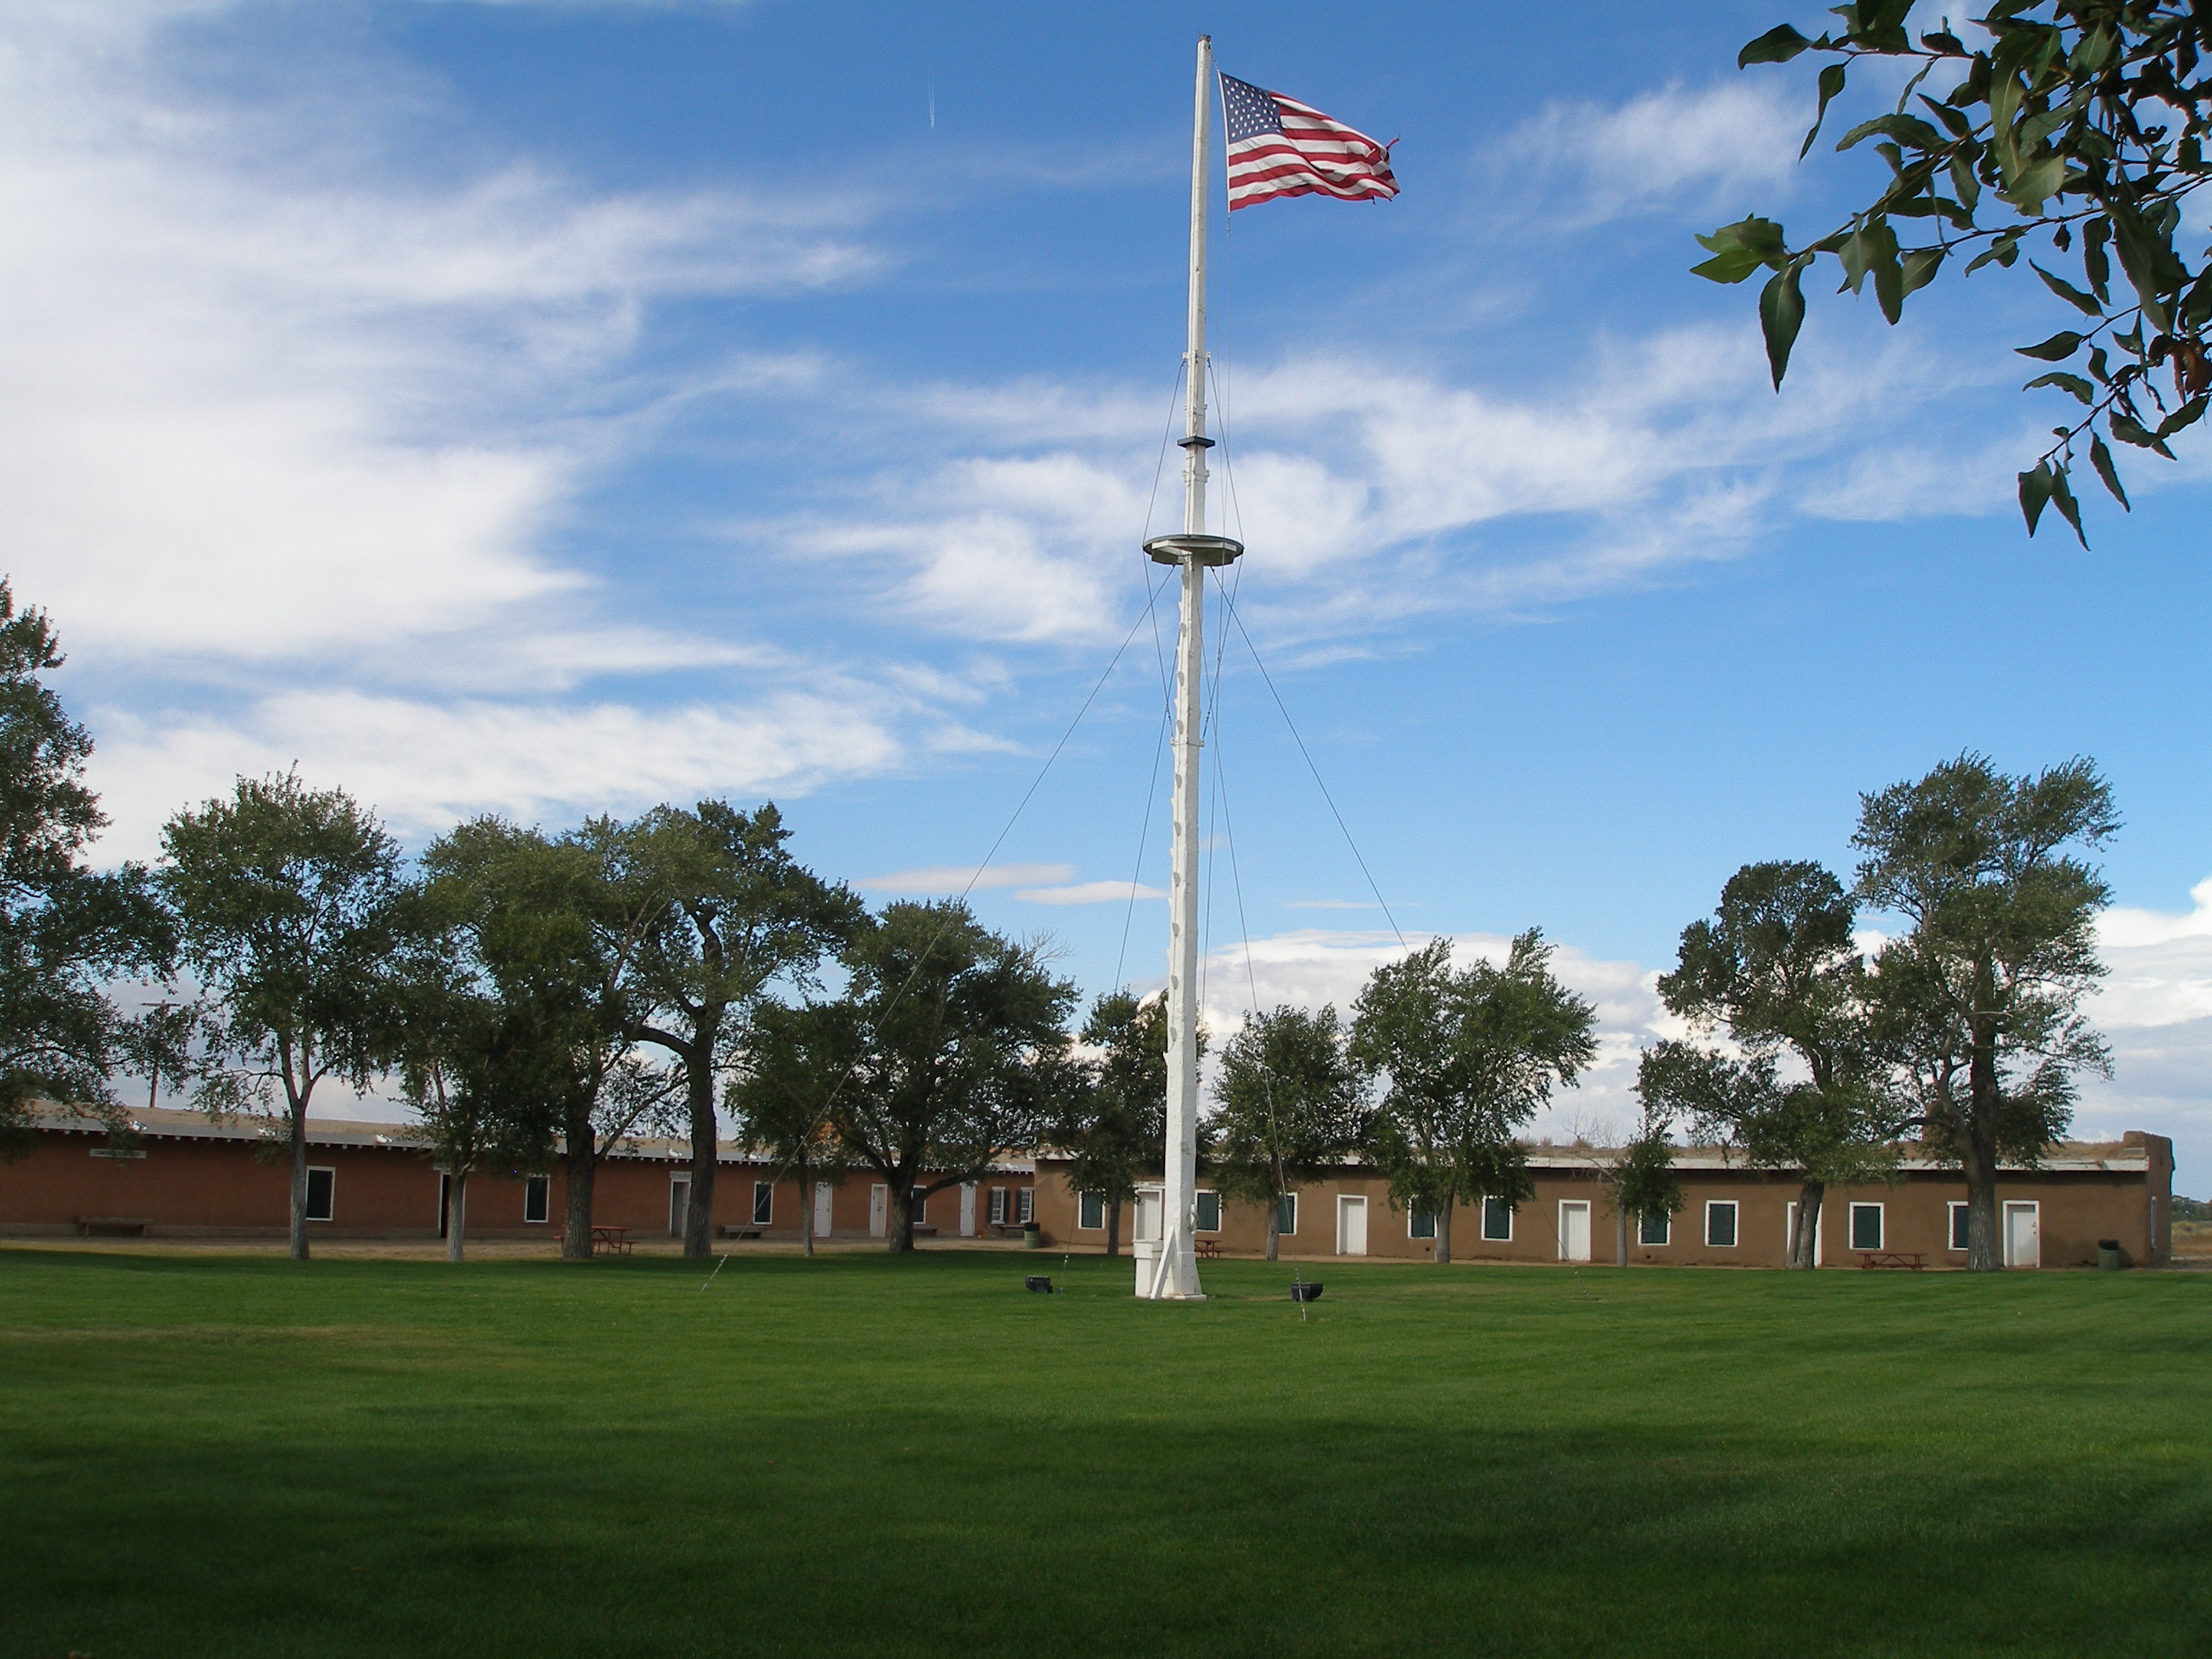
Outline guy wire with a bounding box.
[1220,590,1407,949]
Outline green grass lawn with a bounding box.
[2,1248,2206,1659]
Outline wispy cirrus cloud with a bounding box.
[1498,78,1809,224]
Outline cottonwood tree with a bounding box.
[0,583,176,1156]
[1051,991,1177,1257]
[1699,1,2212,538]
[1349,932,1597,1265]
[1652,860,1900,1269]
[1854,754,2117,1269]
[1592,1097,1686,1266]
[585,802,859,1260]
[819,900,1078,1252]
[730,1000,856,1257]
[1210,1004,1368,1262]
[423,819,665,1262]
[392,918,565,1262]
[161,774,422,1260]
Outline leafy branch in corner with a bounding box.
[1696,1,2212,544]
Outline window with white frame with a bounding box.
[1948,1201,1970,1251]
[1276,1193,1298,1236]
[305,1166,336,1223]
[752,1182,774,1226]
[1016,1188,1033,1225]
[912,1190,927,1226]
[1408,1208,1437,1240]
[1195,1190,1221,1233]
[1704,1200,1737,1248]
[523,1174,550,1225]
[1638,1209,1672,1246]
[1480,1196,1512,1241]
[1078,1190,1105,1231]
[1849,1202,1884,1251]
[989,1187,1009,1226]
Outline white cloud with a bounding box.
[1016,881,1166,905]
[857,863,1076,894]
[0,2,878,674]
[90,685,916,855]
[2078,880,2212,1187]
[1501,78,1807,223]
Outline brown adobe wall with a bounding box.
[1034,1155,2168,1270]
[1,1126,1033,1246]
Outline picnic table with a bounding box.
[1858,1250,1925,1270]
[1194,1238,1223,1259]
[590,1225,634,1256]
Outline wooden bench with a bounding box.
[910,1224,939,1238]
[78,1217,150,1238]
[589,1226,634,1256]
[1858,1250,1925,1270]
[717,1226,763,1240]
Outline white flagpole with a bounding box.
[1140,33,1241,1300]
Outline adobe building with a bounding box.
[1033,1133,2176,1269]
[0,1105,1035,1245]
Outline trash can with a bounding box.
[1022,1224,1043,1249]
[2097,1238,2123,1271]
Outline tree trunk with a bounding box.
[1106,1197,1122,1258]
[1791,1180,1825,1269]
[444,1170,468,1263]
[1434,1202,1455,1266]
[1614,1197,1628,1267]
[287,1101,310,1262]
[1264,1204,1280,1262]
[683,1043,717,1260]
[888,1181,915,1253]
[1961,1134,2002,1272]
[562,1121,597,1262]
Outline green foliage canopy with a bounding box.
[812,899,1079,1251]
[1349,932,1597,1242]
[0,583,174,1154]
[1854,755,2117,1202]
[1211,1003,1369,1257]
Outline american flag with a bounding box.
[1220,72,1397,211]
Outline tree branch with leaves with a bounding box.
[1699,0,2212,541]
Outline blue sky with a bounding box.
[9,1,2211,1188]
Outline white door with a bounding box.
[2004,1202,2041,1268]
[1133,1187,1163,1243]
[813,1181,833,1236]
[1558,1200,1591,1262]
[958,1182,977,1238]
[868,1184,888,1238]
[669,1177,690,1238]
[1336,1195,1369,1256]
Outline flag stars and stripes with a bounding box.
[1218,71,1397,211]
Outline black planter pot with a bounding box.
[1289,1282,1323,1303]
[1024,1275,1055,1293]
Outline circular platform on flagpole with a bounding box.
[1143,533,1244,567]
